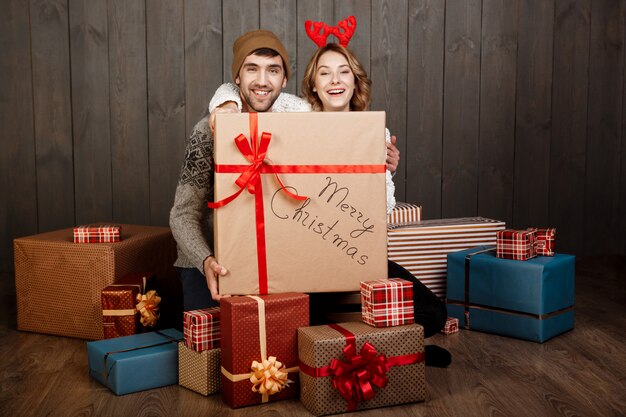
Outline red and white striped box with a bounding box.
[73,225,121,243]
[387,202,422,226]
[496,229,537,260]
[440,317,459,335]
[527,228,556,256]
[183,307,221,352]
[360,278,414,327]
[387,217,506,298]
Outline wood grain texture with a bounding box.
[1,256,626,416]
[222,0,259,84]
[30,0,75,232]
[513,0,554,229]
[295,0,333,93]
[477,0,517,226]
[406,0,445,219]
[334,0,371,76]
[146,0,186,226]
[0,1,38,272]
[441,0,481,218]
[69,0,113,225]
[550,0,590,255]
[260,0,297,94]
[584,0,624,254]
[108,0,149,225]
[371,0,409,202]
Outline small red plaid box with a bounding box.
[496,229,536,260]
[527,228,556,256]
[73,225,121,243]
[183,307,221,352]
[360,278,414,327]
[440,317,459,335]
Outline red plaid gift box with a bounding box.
[496,229,536,260]
[360,278,414,327]
[183,307,220,352]
[527,228,556,256]
[440,317,459,335]
[73,225,121,243]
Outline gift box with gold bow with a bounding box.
[220,293,309,408]
[298,321,425,416]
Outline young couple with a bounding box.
[170,22,451,367]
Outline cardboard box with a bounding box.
[220,293,309,408]
[387,217,505,298]
[213,112,388,295]
[387,202,422,225]
[183,307,220,352]
[360,278,414,327]
[87,328,182,395]
[446,246,575,342]
[178,342,221,396]
[298,322,425,416]
[14,225,176,340]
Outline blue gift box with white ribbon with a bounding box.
[446,246,575,343]
[87,328,183,395]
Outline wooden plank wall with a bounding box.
[2,0,626,271]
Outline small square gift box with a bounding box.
[387,202,422,226]
[360,278,414,327]
[73,224,121,243]
[527,228,556,256]
[178,342,221,396]
[298,322,425,416]
[183,307,220,352]
[87,328,182,395]
[220,293,309,408]
[496,229,537,260]
[101,272,158,339]
[440,317,459,335]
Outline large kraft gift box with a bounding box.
[14,225,176,340]
[87,328,183,395]
[220,293,309,408]
[387,217,505,298]
[446,246,575,343]
[298,321,425,416]
[213,112,388,295]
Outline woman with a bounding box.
[209,41,451,368]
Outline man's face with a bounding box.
[235,53,287,112]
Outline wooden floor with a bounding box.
[1,255,625,417]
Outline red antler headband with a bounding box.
[305,16,356,48]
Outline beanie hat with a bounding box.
[231,30,290,81]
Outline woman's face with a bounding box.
[313,50,355,112]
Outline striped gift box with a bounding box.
[387,202,422,225]
[527,228,556,256]
[183,307,221,352]
[360,278,414,327]
[387,217,506,298]
[73,225,121,243]
[496,229,537,260]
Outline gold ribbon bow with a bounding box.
[250,356,293,397]
[135,290,160,327]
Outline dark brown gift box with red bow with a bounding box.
[298,321,425,416]
[220,293,309,408]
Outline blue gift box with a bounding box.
[446,246,575,343]
[87,328,183,395]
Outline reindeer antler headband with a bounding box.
[304,16,356,48]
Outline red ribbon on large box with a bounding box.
[209,113,385,294]
[299,323,423,412]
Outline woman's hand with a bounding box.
[203,255,228,301]
[209,101,239,133]
[386,135,400,173]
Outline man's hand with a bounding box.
[209,101,239,133]
[203,255,228,301]
[386,135,400,173]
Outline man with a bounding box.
[169,30,308,311]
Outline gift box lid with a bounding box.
[446,246,575,315]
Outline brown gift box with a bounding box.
[220,293,309,408]
[178,342,221,396]
[14,225,176,340]
[298,321,425,416]
[213,112,388,295]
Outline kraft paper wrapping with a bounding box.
[298,321,425,416]
[213,112,388,295]
[220,293,309,408]
[14,224,176,340]
[178,342,221,396]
